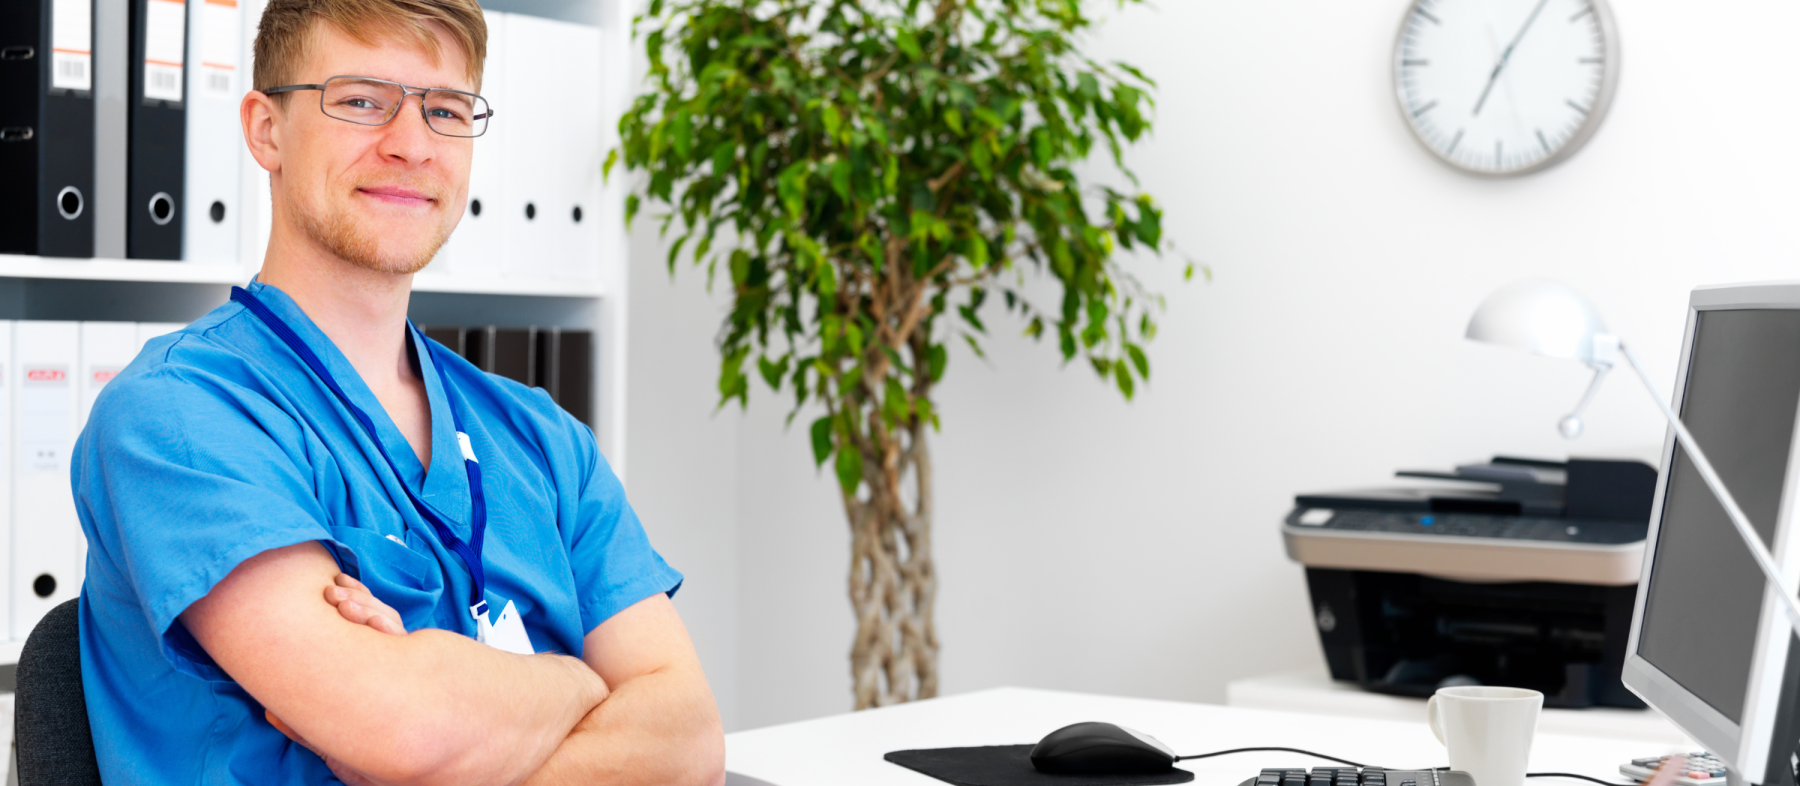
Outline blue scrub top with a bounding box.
[73,281,683,785]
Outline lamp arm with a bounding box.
[1620,342,1800,633]
[1559,363,1612,439]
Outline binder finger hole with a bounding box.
[32,573,55,598]
[148,192,175,226]
[209,201,226,224]
[524,202,536,220]
[571,205,582,223]
[56,187,83,220]
[470,198,482,217]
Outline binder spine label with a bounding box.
[199,0,237,96]
[142,0,185,103]
[50,0,92,92]
[19,365,70,473]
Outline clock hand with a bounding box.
[1472,0,1554,117]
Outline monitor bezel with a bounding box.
[1622,280,1800,782]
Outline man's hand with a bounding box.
[323,574,404,635]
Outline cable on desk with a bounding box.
[1526,773,1634,786]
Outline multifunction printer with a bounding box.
[1283,456,1656,708]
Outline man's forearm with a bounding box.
[521,660,725,786]
[182,543,611,786]
[329,628,611,786]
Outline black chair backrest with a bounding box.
[16,598,101,786]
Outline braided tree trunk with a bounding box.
[845,333,939,709]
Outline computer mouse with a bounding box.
[1029,721,1178,774]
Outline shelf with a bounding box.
[0,255,604,298]
[412,272,604,298]
[0,254,248,285]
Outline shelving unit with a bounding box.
[0,0,636,668]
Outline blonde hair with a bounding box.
[253,0,486,101]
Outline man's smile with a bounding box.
[356,184,436,206]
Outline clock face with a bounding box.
[1395,0,1620,176]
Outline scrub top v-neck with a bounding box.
[71,281,682,786]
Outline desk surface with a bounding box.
[1226,671,1698,747]
[724,687,1693,786]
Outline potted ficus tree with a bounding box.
[612,0,1190,709]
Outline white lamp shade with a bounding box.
[1466,279,1610,363]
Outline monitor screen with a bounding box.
[1637,308,1800,725]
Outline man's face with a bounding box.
[274,22,473,274]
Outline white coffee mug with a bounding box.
[1427,686,1544,786]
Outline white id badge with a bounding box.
[474,599,535,655]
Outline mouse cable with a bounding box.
[1525,774,1634,786]
[1169,747,1634,786]
[1172,747,1378,767]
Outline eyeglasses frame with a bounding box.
[261,75,495,138]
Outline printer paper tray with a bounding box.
[1283,525,1642,585]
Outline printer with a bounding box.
[1283,456,1656,709]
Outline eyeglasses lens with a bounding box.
[424,90,489,137]
[322,78,404,126]
[320,77,489,137]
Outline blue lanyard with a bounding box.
[230,286,492,620]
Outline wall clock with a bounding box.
[1394,0,1620,177]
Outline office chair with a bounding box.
[15,598,100,786]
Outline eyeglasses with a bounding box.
[262,75,494,138]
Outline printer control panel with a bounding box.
[1285,507,1645,545]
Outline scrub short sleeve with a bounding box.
[563,421,683,634]
[77,364,335,679]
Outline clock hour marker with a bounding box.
[1448,129,1464,154]
[1403,59,1430,66]
[1495,140,1502,167]
[1412,100,1439,117]
[1569,5,1594,22]
[1566,99,1590,115]
[1416,8,1441,25]
[1537,129,1551,153]
[1579,57,1604,64]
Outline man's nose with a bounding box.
[375,93,438,163]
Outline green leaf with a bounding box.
[928,343,948,381]
[945,108,965,136]
[810,416,833,467]
[1126,343,1149,379]
[835,445,864,494]
[963,333,987,359]
[895,28,922,61]
[759,353,791,389]
[1114,361,1136,399]
[830,159,852,202]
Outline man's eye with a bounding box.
[429,107,465,121]
[340,97,380,109]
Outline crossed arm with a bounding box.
[180,541,725,786]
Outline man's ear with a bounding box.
[242,90,282,175]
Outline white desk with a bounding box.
[1226,671,1698,748]
[724,687,1692,786]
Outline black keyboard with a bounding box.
[1238,768,1477,786]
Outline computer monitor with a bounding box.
[1624,283,1800,786]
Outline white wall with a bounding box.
[623,222,744,730]
[629,0,1800,732]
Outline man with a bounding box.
[71,0,725,783]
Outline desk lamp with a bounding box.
[1465,278,1800,631]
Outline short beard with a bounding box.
[293,187,453,275]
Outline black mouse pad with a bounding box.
[884,745,1195,786]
